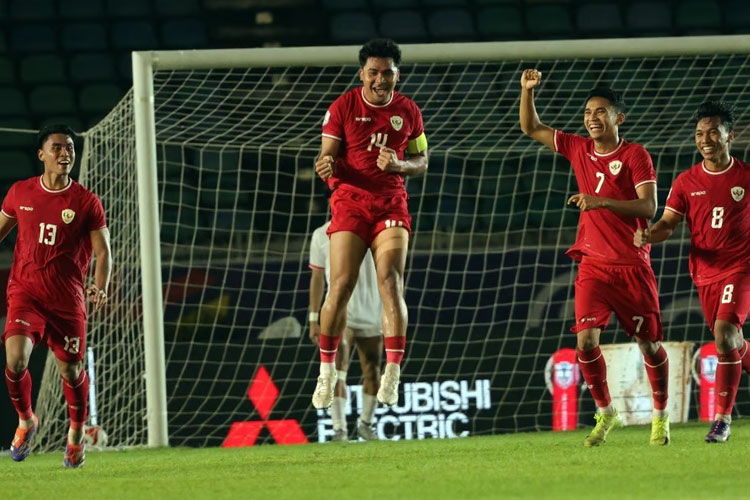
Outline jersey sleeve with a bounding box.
[309,227,326,270]
[553,130,585,161]
[87,194,107,231]
[1,183,17,219]
[322,95,345,142]
[665,176,687,216]
[406,103,427,154]
[629,146,657,188]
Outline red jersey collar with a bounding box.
[39,175,73,193]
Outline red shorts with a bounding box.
[327,186,412,246]
[3,290,87,363]
[571,259,663,342]
[697,272,750,335]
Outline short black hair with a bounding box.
[37,123,76,150]
[585,87,625,113]
[692,100,736,132]
[359,38,401,67]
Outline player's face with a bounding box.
[359,57,399,106]
[583,97,624,141]
[38,133,75,176]
[694,116,733,163]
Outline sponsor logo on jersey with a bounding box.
[731,186,745,202]
[690,191,707,196]
[19,206,33,211]
[322,110,330,126]
[390,115,403,131]
[586,154,598,162]
[608,160,623,175]
[355,116,372,122]
[14,318,30,326]
[62,208,75,224]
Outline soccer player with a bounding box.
[309,220,383,441]
[634,100,750,443]
[519,69,670,447]
[2,124,111,468]
[312,38,428,410]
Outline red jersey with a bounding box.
[322,87,425,196]
[554,130,656,265]
[665,157,750,286]
[1,176,107,312]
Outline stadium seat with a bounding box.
[9,0,54,20]
[0,151,36,182]
[371,0,419,8]
[476,6,523,40]
[0,117,34,147]
[675,1,721,31]
[725,1,750,32]
[111,21,158,50]
[62,22,108,51]
[39,115,84,133]
[421,0,468,6]
[29,85,76,114]
[575,3,624,37]
[427,8,475,41]
[58,0,105,19]
[161,19,208,49]
[330,12,377,43]
[322,0,367,10]
[20,54,66,84]
[525,4,574,38]
[78,84,124,113]
[11,25,56,53]
[69,53,118,83]
[0,57,15,84]
[155,0,201,16]
[106,0,151,17]
[379,10,428,43]
[474,0,521,4]
[626,2,672,34]
[0,87,28,116]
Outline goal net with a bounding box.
[33,37,750,450]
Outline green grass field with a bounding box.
[4,421,750,500]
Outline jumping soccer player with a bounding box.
[520,69,670,447]
[2,124,111,468]
[634,100,750,443]
[312,38,428,410]
[309,221,383,441]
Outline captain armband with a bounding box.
[406,133,428,154]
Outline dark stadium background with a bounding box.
[1,0,749,447]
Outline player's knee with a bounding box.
[59,362,83,383]
[328,276,357,304]
[6,357,28,374]
[576,334,598,352]
[714,321,741,351]
[378,271,403,299]
[636,338,660,357]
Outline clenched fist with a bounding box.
[316,155,334,180]
[377,147,401,173]
[633,227,651,248]
[521,69,542,90]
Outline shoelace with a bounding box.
[709,420,726,435]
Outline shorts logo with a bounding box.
[14,318,30,326]
[62,208,75,224]
[608,160,622,175]
[731,186,745,202]
[323,110,330,126]
[580,316,596,323]
[384,219,404,228]
[390,115,403,131]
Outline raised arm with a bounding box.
[0,212,17,244]
[568,181,657,219]
[519,69,555,151]
[87,227,112,310]
[315,136,341,181]
[634,209,683,247]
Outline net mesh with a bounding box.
[33,51,750,449]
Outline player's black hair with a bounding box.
[359,38,402,67]
[585,87,625,113]
[37,123,77,150]
[692,100,736,132]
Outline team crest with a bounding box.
[554,361,576,389]
[731,186,745,202]
[608,160,623,175]
[62,209,75,224]
[390,115,403,131]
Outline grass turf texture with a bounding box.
[3,421,749,500]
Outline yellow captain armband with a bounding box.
[406,133,428,154]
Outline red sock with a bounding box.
[319,334,341,363]
[5,367,33,420]
[715,349,741,416]
[577,347,611,408]
[62,371,88,429]
[643,345,669,411]
[739,340,750,374]
[384,336,406,365]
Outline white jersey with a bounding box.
[309,222,382,330]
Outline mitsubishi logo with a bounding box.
[222,365,308,446]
